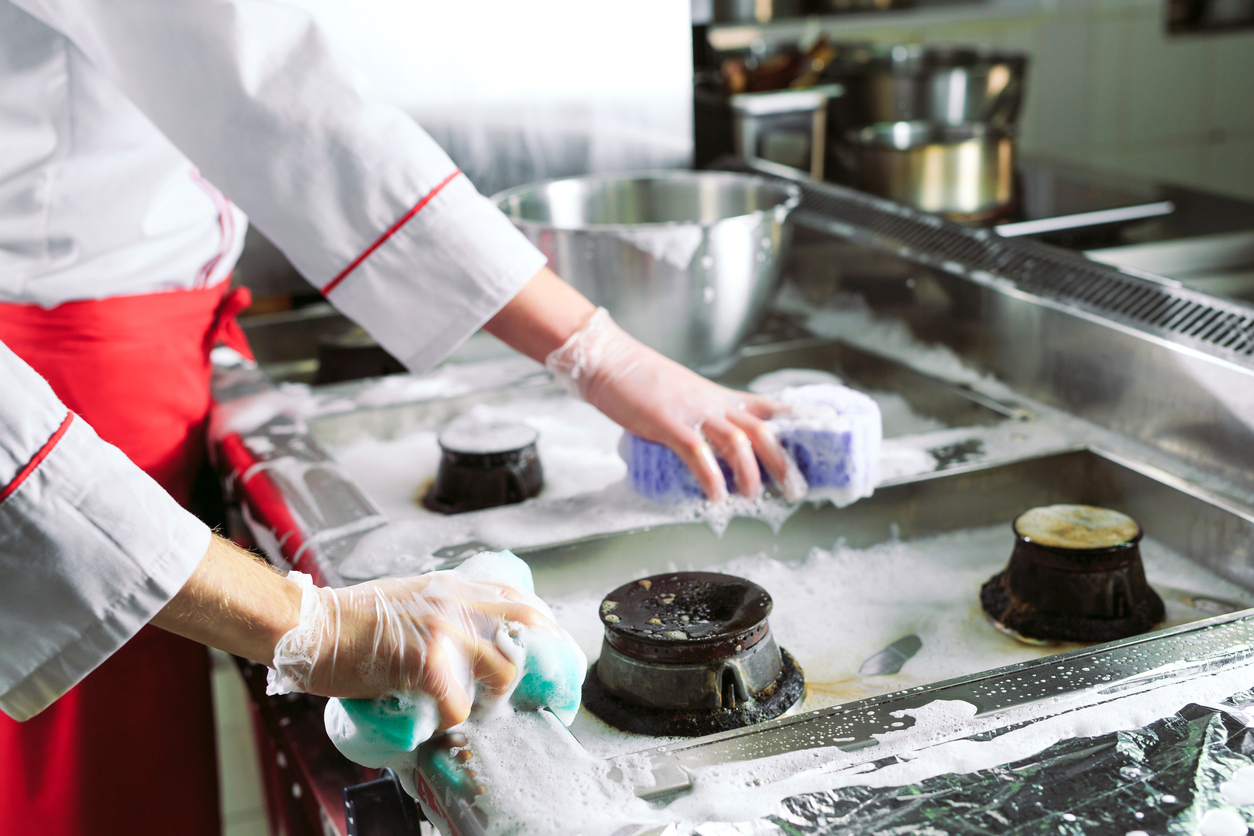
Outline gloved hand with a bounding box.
[546,308,806,502]
[266,569,550,729]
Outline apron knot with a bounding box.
[208,284,255,361]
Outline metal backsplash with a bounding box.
[722,159,1254,500]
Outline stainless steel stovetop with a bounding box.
[210,164,1254,835]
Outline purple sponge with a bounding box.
[619,434,737,502]
[621,383,882,504]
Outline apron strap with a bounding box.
[208,284,256,362]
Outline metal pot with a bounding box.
[829,44,1029,131]
[841,121,1016,219]
[493,171,800,371]
[712,0,803,24]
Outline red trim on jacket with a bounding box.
[321,169,462,296]
[0,412,74,504]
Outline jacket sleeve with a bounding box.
[0,343,211,722]
[10,0,548,372]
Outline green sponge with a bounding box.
[324,550,587,778]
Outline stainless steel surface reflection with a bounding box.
[493,171,800,371]
[841,121,1016,218]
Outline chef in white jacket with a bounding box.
[0,1,800,833]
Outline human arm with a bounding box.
[148,533,302,669]
[152,534,535,728]
[10,0,794,500]
[0,342,211,722]
[485,268,803,501]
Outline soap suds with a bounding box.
[544,524,1254,760]
[1200,809,1250,836]
[1223,766,1254,807]
[330,394,627,524]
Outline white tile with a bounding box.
[1085,0,1159,22]
[1084,17,1128,150]
[212,655,268,822]
[219,726,268,817]
[918,18,1017,47]
[1018,19,1091,154]
[1214,33,1254,133]
[1000,18,1042,54]
[1100,143,1207,187]
[212,659,251,735]
[1203,137,1254,201]
[224,809,270,836]
[1124,16,1214,145]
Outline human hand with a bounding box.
[267,571,552,729]
[546,308,806,502]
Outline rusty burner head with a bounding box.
[980,504,1165,643]
[582,571,804,737]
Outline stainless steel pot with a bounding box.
[712,0,803,23]
[493,171,800,371]
[830,44,1029,131]
[842,121,1016,219]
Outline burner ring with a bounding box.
[981,504,1164,643]
[582,649,805,738]
[585,571,805,736]
[598,572,773,665]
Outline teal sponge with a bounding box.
[323,550,587,786]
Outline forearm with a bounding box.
[482,267,596,363]
[150,534,302,668]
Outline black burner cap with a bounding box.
[581,649,805,738]
[981,504,1164,643]
[421,419,543,515]
[599,572,773,664]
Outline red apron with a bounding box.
[0,281,253,836]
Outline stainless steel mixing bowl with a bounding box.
[493,171,801,370]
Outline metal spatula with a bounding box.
[859,634,923,676]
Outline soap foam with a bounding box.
[323,550,587,797]
[448,521,1254,834]
[330,393,627,524]
[545,524,1254,761]
[461,664,1254,835]
[1223,766,1254,807]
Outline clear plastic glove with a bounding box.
[266,570,550,729]
[546,308,806,502]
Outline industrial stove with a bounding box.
[210,163,1254,835]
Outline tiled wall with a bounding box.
[822,0,1254,200]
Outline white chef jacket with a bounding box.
[0,0,548,721]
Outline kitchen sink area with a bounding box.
[210,160,1254,835]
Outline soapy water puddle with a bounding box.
[543,523,1254,759]
[326,394,627,523]
[324,374,944,527]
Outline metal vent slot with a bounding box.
[728,160,1254,362]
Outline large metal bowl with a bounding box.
[493,171,800,370]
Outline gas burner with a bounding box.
[981,505,1165,643]
[582,572,804,737]
[421,419,543,515]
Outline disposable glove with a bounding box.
[266,566,552,729]
[268,553,586,800]
[546,307,806,502]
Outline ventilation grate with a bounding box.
[724,160,1254,363]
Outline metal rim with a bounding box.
[847,120,1018,149]
[490,170,802,233]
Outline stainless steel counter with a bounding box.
[210,163,1254,835]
